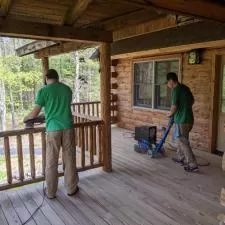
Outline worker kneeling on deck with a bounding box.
[24,69,79,199]
[167,72,199,172]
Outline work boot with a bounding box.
[172,157,186,166]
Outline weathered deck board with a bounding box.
[0,127,224,225]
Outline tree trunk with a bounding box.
[0,81,6,131]
[20,84,24,112]
[8,84,16,129]
[72,51,80,102]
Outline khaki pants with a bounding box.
[176,124,197,167]
[46,128,79,198]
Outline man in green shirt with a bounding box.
[24,69,79,198]
[167,72,198,172]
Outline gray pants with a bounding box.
[176,124,197,167]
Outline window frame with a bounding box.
[132,56,181,111]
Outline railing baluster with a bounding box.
[85,124,89,151]
[78,126,82,148]
[78,105,81,123]
[91,103,94,116]
[28,133,35,179]
[17,135,24,181]
[81,126,85,168]
[88,103,90,116]
[97,103,99,117]
[4,137,12,184]
[89,126,94,165]
[41,131,46,176]
[82,104,85,117]
[98,125,103,164]
[93,125,97,156]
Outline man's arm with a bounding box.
[23,105,42,122]
[168,87,178,117]
[168,104,177,118]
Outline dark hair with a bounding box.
[167,72,178,82]
[45,69,59,80]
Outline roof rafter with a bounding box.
[16,40,58,57]
[103,8,164,31]
[34,42,97,58]
[65,0,94,25]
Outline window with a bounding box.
[133,59,179,110]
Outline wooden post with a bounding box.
[100,43,112,172]
[42,57,49,84]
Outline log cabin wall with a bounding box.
[114,49,216,152]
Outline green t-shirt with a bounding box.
[171,84,194,124]
[35,82,73,132]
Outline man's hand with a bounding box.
[23,105,42,122]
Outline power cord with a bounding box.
[22,181,46,225]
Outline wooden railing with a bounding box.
[0,117,103,191]
[71,95,118,124]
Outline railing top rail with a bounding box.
[72,101,101,105]
[71,98,117,106]
[0,120,103,138]
[0,127,45,138]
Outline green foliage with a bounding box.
[0,38,100,130]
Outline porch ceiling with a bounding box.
[10,0,225,57]
[0,0,224,43]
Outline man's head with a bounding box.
[45,69,59,84]
[167,72,178,89]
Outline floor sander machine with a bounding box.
[134,117,174,158]
[24,114,45,128]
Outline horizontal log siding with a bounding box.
[115,50,214,152]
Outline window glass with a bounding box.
[133,62,153,108]
[133,59,179,110]
[154,60,179,110]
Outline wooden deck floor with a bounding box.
[0,127,224,225]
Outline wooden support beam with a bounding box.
[0,18,112,43]
[16,40,57,57]
[0,0,13,16]
[119,0,225,23]
[35,42,97,58]
[42,57,49,84]
[65,0,93,25]
[111,21,225,58]
[100,43,112,172]
[209,54,221,153]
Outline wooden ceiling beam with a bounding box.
[65,0,93,25]
[16,40,58,57]
[103,8,164,31]
[34,42,97,59]
[0,18,112,43]
[119,0,225,23]
[0,0,13,16]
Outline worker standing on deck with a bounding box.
[24,69,79,199]
[167,72,199,172]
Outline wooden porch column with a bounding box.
[100,43,112,172]
[42,57,49,83]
